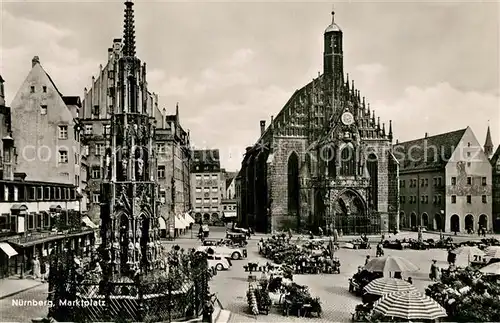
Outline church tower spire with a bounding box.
[484,123,494,158]
[123,0,136,57]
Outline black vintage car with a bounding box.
[226,232,248,245]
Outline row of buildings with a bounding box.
[0,47,236,279]
[235,11,500,235]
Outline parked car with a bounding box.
[195,248,232,271]
[196,245,247,260]
[207,254,232,271]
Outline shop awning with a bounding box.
[49,205,62,212]
[184,212,195,224]
[0,242,18,258]
[158,217,167,230]
[10,204,27,212]
[81,216,98,229]
[174,216,186,229]
[223,211,237,218]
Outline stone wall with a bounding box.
[268,136,308,231]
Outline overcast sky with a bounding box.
[1,0,498,171]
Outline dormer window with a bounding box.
[42,86,47,93]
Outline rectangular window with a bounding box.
[44,212,49,228]
[95,143,105,156]
[157,143,166,154]
[58,150,68,163]
[451,195,457,204]
[92,167,101,179]
[44,187,50,200]
[451,177,456,186]
[424,178,428,186]
[482,195,487,203]
[438,195,442,204]
[433,195,437,204]
[82,145,89,156]
[92,105,100,116]
[195,175,201,180]
[211,174,217,180]
[467,152,471,157]
[212,198,218,203]
[482,177,487,186]
[466,195,472,204]
[58,125,68,139]
[158,166,166,179]
[195,187,202,193]
[438,177,442,186]
[160,191,166,204]
[467,162,471,167]
[103,125,111,136]
[203,198,210,204]
[211,206,218,211]
[40,105,47,115]
[425,195,428,204]
[42,86,47,93]
[420,179,424,187]
[467,177,472,185]
[28,187,36,200]
[28,213,34,230]
[85,125,93,135]
[56,188,61,200]
[30,86,35,93]
[433,178,437,187]
[195,198,202,204]
[92,193,100,203]
[421,195,425,203]
[212,187,218,192]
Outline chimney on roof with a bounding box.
[260,120,266,136]
[425,132,428,138]
[32,56,40,68]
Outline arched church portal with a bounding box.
[332,190,379,235]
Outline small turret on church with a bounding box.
[323,11,344,96]
[485,125,494,158]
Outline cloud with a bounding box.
[354,63,386,85]
[372,82,499,147]
[0,10,100,101]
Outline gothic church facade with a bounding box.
[238,12,399,234]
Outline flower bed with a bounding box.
[426,267,500,322]
[259,238,340,274]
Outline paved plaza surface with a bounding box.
[0,226,495,322]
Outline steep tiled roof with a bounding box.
[491,145,500,167]
[44,70,63,97]
[393,128,467,172]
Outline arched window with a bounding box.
[366,153,378,209]
[340,145,356,176]
[327,146,336,177]
[287,152,300,216]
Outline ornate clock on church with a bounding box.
[341,111,354,126]
[341,111,355,140]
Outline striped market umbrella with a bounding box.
[485,246,500,258]
[452,246,485,257]
[452,246,485,264]
[373,291,447,320]
[479,262,500,275]
[363,277,418,296]
[364,256,419,273]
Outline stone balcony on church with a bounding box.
[309,175,370,189]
